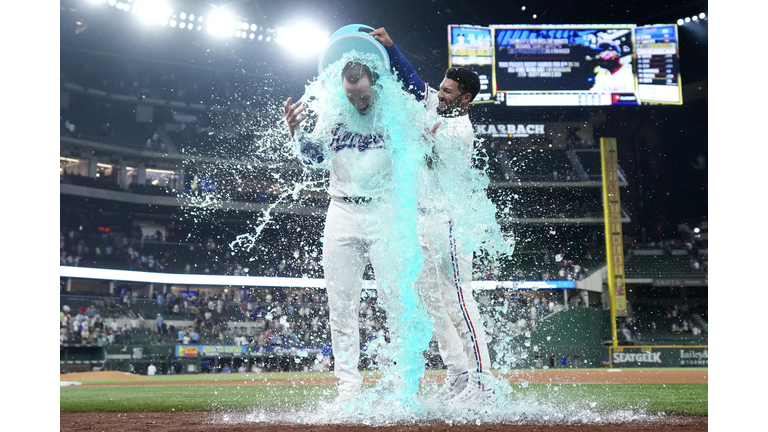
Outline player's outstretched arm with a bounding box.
[283,96,327,167]
[369,27,427,100]
[283,97,308,138]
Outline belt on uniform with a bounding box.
[342,196,378,204]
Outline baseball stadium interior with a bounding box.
[59,0,707,376]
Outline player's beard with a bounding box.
[436,98,461,117]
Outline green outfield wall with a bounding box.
[489,306,613,369]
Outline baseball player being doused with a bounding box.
[283,50,439,407]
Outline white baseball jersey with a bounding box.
[417,87,475,213]
[415,85,494,386]
[296,118,393,200]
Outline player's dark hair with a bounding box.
[342,62,379,85]
[445,67,480,100]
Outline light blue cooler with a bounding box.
[317,24,390,75]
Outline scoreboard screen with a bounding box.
[491,24,639,106]
[448,25,494,103]
[634,24,683,105]
[446,23,683,107]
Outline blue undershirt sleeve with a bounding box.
[385,44,428,100]
[293,129,325,167]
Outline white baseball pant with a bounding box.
[414,211,492,382]
[322,196,408,396]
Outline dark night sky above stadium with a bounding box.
[62,0,708,85]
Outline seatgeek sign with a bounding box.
[610,347,708,367]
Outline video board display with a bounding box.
[448,25,494,103]
[447,23,683,106]
[492,24,639,106]
[634,24,683,104]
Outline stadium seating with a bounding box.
[624,252,706,279]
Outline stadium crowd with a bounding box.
[60,285,564,352]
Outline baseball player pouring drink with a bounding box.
[370,27,512,405]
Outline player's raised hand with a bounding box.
[423,121,441,169]
[369,28,394,48]
[283,97,307,137]
[421,121,441,141]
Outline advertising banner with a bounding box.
[175,345,248,358]
[609,346,708,367]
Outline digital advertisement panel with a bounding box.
[490,24,639,106]
[448,25,494,103]
[634,24,683,104]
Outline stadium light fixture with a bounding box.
[677,19,684,25]
[691,15,698,21]
[275,23,330,56]
[699,12,706,19]
[684,17,691,22]
[207,7,236,37]
[134,0,172,25]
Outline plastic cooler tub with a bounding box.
[317,24,390,74]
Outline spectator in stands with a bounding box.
[81,325,90,345]
[93,316,104,334]
[156,314,164,333]
[164,352,173,374]
[122,324,131,345]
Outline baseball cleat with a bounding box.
[333,391,359,410]
[435,371,470,401]
[452,381,498,407]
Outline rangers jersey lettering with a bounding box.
[329,123,386,153]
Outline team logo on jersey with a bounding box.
[329,123,386,153]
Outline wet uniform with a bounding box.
[385,43,495,397]
[295,116,405,399]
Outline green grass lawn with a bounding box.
[60,382,707,416]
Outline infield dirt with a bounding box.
[60,368,708,386]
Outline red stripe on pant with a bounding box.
[448,219,483,374]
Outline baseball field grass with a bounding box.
[60,369,708,416]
